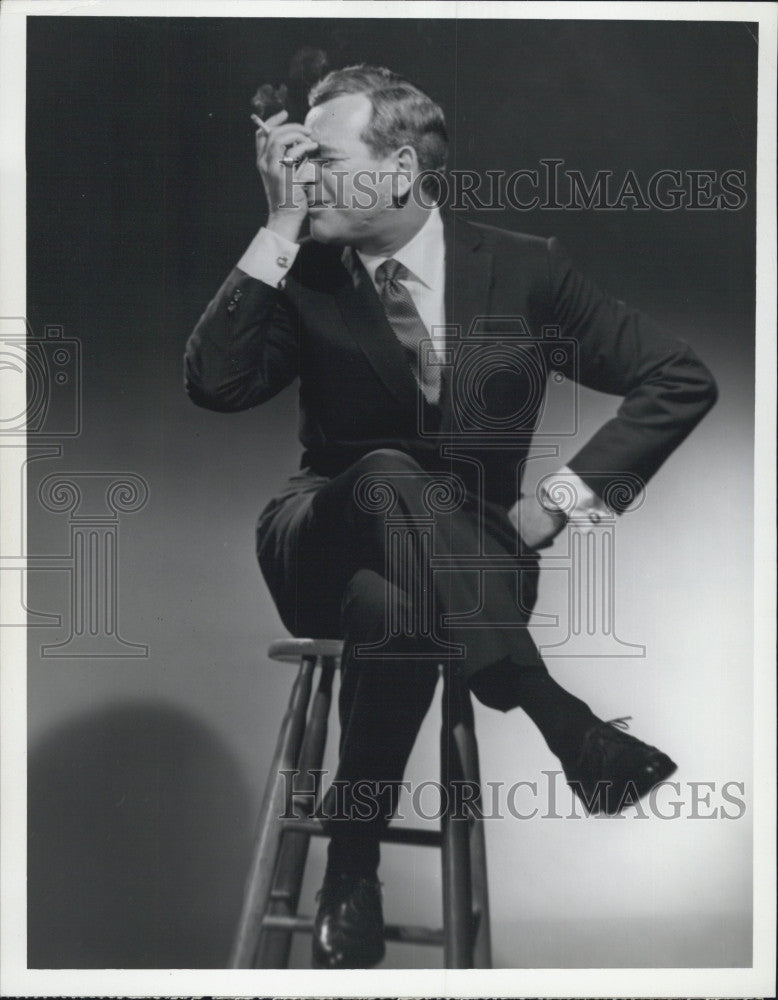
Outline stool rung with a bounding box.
[381,825,442,847]
[280,817,442,847]
[268,888,295,902]
[261,913,444,947]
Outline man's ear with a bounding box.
[393,145,419,203]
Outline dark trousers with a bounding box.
[256,448,548,848]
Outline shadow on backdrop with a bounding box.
[28,701,253,968]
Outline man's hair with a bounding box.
[308,65,448,197]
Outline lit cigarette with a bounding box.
[251,113,270,135]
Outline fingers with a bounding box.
[255,118,310,155]
[265,108,289,129]
[252,113,318,216]
[257,125,318,178]
[257,129,315,174]
[252,107,288,130]
[265,122,313,146]
[277,137,319,167]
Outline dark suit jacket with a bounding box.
[184,215,717,510]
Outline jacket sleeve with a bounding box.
[545,237,718,502]
[184,267,299,412]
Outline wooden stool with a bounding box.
[229,638,492,969]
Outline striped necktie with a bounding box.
[375,258,441,404]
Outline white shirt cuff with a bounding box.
[237,227,300,286]
[539,466,612,524]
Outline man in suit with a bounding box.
[185,65,717,968]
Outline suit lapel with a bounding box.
[330,217,494,427]
[334,247,420,410]
[440,215,494,433]
[443,214,493,334]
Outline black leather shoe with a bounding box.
[564,716,677,815]
[312,871,385,969]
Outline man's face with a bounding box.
[299,93,404,248]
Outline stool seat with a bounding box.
[267,638,344,663]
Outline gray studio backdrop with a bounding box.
[22,16,755,968]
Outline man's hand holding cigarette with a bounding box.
[252,110,318,243]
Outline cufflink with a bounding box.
[276,254,290,268]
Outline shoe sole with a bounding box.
[570,752,678,816]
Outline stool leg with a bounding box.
[229,656,315,968]
[255,656,335,967]
[440,669,474,968]
[456,693,493,968]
